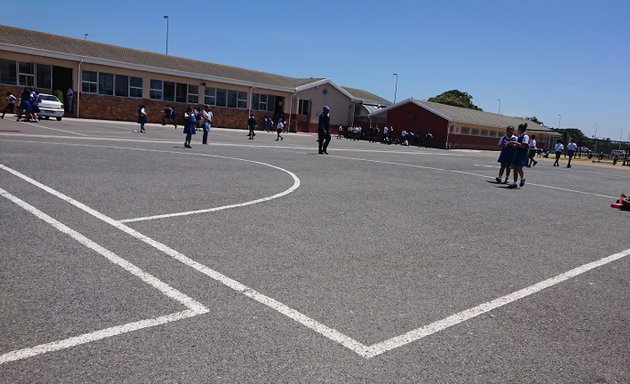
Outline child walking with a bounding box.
[496,126,517,183]
[275,120,284,141]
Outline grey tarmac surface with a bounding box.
[1,117,628,383]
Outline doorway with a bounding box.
[52,66,73,112]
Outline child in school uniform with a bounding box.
[275,120,284,141]
[496,125,517,183]
[507,123,530,189]
[183,106,196,148]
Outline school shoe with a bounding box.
[519,178,526,187]
[567,164,571,168]
[507,183,518,189]
[532,160,538,166]
[495,177,501,183]
[503,179,509,184]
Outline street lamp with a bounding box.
[163,16,169,55]
[84,33,88,40]
[497,98,501,114]
[557,114,561,129]
[393,73,398,104]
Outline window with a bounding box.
[98,72,114,95]
[204,87,216,105]
[36,64,51,89]
[115,74,129,97]
[267,95,276,112]
[215,88,226,107]
[460,127,471,135]
[82,70,98,93]
[150,79,163,100]
[175,83,187,103]
[18,62,34,86]
[298,99,310,115]
[480,129,489,137]
[471,128,480,136]
[163,81,175,101]
[227,90,237,108]
[0,59,17,85]
[237,91,247,109]
[187,85,198,103]
[129,77,143,98]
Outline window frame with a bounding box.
[82,70,98,93]
[18,61,35,87]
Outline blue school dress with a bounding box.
[497,135,517,164]
[512,132,530,166]
[183,113,196,135]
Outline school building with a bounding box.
[0,25,390,133]
[369,98,559,150]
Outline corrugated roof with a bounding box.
[341,86,392,106]
[372,98,552,131]
[0,25,322,89]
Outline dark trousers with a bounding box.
[202,130,209,144]
[554,152,561,165]
[318,130,331,153]
[1,104,15,118]
[567,150,575,167]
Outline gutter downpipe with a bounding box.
[76,59,83,118]
[445,120,451,149]
[288,89,295,133]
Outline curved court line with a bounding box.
[0,139,301,223]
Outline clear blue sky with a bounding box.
[2,0,629,139]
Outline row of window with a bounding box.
[82,71,143,98]
[456,126,503,138]
[0,59,52,89]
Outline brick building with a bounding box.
[369,98,558,150]
[0,25,389,133]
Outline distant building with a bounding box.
[0,25,389,133]
[369,98,558,150]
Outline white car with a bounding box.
[37,93,64,121]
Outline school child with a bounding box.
[17,88,32,122]
[183,107,196,148]
[1,92,16,119]
[137,105,147,133]
[553,140,564,166]
[162,105,177,128]
[247,113,256,140]
[275,120,284,141]
[507,123,530,189]
[496,125,517,183]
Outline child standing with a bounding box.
[507,123,530,189]
[496,125,517,183]
[183,106,196,148]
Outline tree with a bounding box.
[549,128,587,141]
[525,116,544,125]
[427,90,483,111]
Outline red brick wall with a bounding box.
[386,102,449,147]
[447,134,500,150]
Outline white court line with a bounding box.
[0,164,369,357]
[363,247,630,358]
[28,122,87,136]
[2,151,627,359]
[0,310,199,364]
[0,139,301,223]
[329,154,617,199]
[0,187,208,364]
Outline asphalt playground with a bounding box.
[1,117,628,383]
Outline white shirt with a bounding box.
[202,110,213,123]
[528,139,537,149]
[567,142,577,151]
[555,143,564,152]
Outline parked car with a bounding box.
[37,93,64,121]
[578,146,592,154]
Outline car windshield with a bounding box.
[39,95,60,102]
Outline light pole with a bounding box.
[84,33,88,40]
[557,114,561,129]
[497,98,501,114]
[593,123,598,153]
[163,16,169,55]
[393,73,398,104]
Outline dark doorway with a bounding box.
[52,66,73,112]
[274,96,284,121]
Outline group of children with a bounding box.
[4,88,42,122]
[249,115,285,141]
[496,123,530,189]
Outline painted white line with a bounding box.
[0,139,301,223]
[364,248,630,358]
[0,186,208,315]
[0,165,368,356]
[329,154,617,199]
[0,310,198,364]
[118,155,300,223]
[29,123,87,136]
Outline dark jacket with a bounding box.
[318,112,330,133]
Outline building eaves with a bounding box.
[0,25,313,91]
[341,86,392,106]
